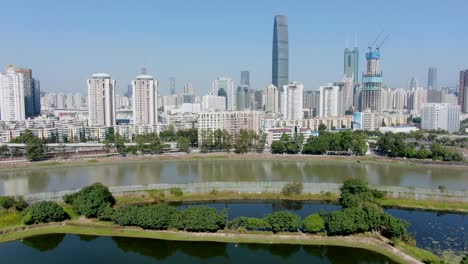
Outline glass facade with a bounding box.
[272,15,288,92]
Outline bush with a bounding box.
[228,217,272,231]
[97,205,114,221]
[136,203,177,230]
[339,178,383,208]
[21,201,69,225]
[111,206,141,226]
[303,214,325,233]
[0,196,16,209]
[169,187,183,197]
[170,206,226,232]
[63,192,79,204]
[69,183,115,218]
[281,182,303,196]
[324,207,368,235]
[264,211,302,233]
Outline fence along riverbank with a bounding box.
[22,182,468,203]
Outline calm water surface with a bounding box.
[174,201,468,256]
[1,159,467,195]
[0,234,397,264]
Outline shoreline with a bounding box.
[1,152,467,170]
[0,220,424,264]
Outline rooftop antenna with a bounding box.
[376,34,390,50]
[141,65,147,75]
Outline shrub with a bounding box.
[147,190,165,202]
[63,192,79,204]
[303,214,325,233]
[97,205,114,221]
[264,211,302,233]
[324,207,368,235]
[70,183,115,218]
[169,187,183,197]
[21,201,69,225]
[170,206,226,232]
[136,203,177,230]
[111,206,141,226]
[13,197,29,211]
[228,217,272,231]
[281,182,303,196]
[0,196,16,209]
[339,178,383,208]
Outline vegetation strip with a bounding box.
[0,222,422,264]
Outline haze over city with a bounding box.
[2,0,468,94]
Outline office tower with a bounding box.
[253,90,264,110]
[361,48,384,112]
[15,68,41,118]
[265,84,279,113]
[183,82,194,95]
[125,84,133,97]
[337,76,354,115]
[169,77,176,95]
[0,65,25,121]
[428,67,438,91]
[240,71,250,86]
[182,82,195,103]
[344,47,359,86]
[132,71,158,125]
[319,84,340,117]
[87,73,116,126]
[272,15,289,92]
[459,70,468,113]
[236,85,251,110]
[421,103,460,133]
[408,76,419,90]
[212,77,235,110]
[282,82,303,120]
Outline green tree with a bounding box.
[281,182,303,196]
[114,133,126,156]
[21,201,69,225]
[303,214,325,233]
[159,125,177,141]
[233,129,253,154]
[170,206,227,232]
[177,128,198,147]
[254,130,268,153]
[26,137,47,161]
[271,141,286,154]
[177,137,190,153]
[228,217,272,231]
[264,211,302,233]
[65,183,115,218]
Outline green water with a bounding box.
[1,159,467,195]
[0,234,397,263]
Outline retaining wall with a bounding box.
[22,182,468,203]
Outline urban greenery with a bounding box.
[281,182,304,196]
[200,129,232,152]
[0,196,28,211]
[270,132,303,154]
[21,201,69,225]
[303,213,325,233]
[63,183,115,218]
[302,130,368,156]
[10,130,47,161]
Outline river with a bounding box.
[1,159,467,195]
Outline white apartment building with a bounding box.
[319,84,340,117]
[132,74,158,125]
[87,73,116,127]
[212,77,235,111]
[265,84,279,113]
[201,95,226,111]
[421,103,460,133]
[0,65,25,121]
[282,82,304,120]
[408,87,427,115]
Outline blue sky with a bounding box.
[1,0,467,95]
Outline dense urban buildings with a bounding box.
[132,72,158,125]
[282,82,303,120]
[459,69,468,113]
[272,15,289,92]
[421,103,460,133]
[87,73,116,126]
[0,65,25,121]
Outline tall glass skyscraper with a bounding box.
[272,15,288,92]
[344,47,359,86]
[240,71,250,86]
[428,67,438,90]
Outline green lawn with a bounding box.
[0,211,21,229]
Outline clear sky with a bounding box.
[1,0,467,95]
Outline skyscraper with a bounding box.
[87,73,116,126]
[169,77,176,95]
[319,84,340,117]
[428,67,438,91]
[132,71,158,125]
[282,82,303,120]
[265,84,279,113]
[0,65,25,121]
[236,85,251,110]
[459,70,468,113]
[212,77,235,110]
[408,76,419,90]
[272,15,289,92]
[15,67,41,118]
[361,48,384,112]
[344,47,359,86]
[240,71,250,86]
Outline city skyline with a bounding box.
[1,1,468,95]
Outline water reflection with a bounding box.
[1,159,467,195]
[22,234,65,252]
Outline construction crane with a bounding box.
[368,30,384,50]
[376,34,390,50]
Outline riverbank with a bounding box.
[0,219,425,264]
[1,152,467,170]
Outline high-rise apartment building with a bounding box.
[282,82,303,120]
[87,73,116,126]
[344,47,359,87]
[408,76,419,90]
[0,65,25,121]
[240,71,250,86]
[213,77,235,111]
[421,103,460,133]
[15,68,40,118]
[265,84,279,113]
[428,67,438,91]
[361,48,384,112]
[319,84,340,117]
[169,77,176,95]
[408,87,427,115]
[303,90,320,117]
[132,72,158,125]
[272,15,289,92]
[254,90,264,110]
[201,95,226,111]
[459,70,468,113]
